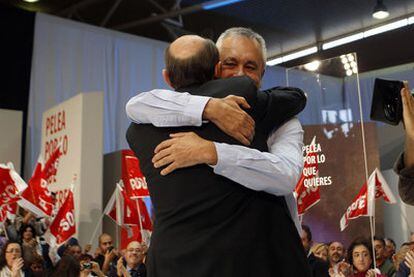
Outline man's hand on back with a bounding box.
[153,132,218,175]
[202,95,255,145]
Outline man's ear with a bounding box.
[162,69,174,89]
[214,61,222,79]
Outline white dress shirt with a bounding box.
[126,89,304,234]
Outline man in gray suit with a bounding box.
[395,83,414,205]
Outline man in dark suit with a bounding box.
[126,35,311,276]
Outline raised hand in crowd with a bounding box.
[94,246,102,258]
[116,256,128,277]
[102,246,118,274]
[80,260,105,277]
[405,250,414,277]
[84,243,92,254]
[402,82,414,169]
[328,261,351,277]
[10,257,24,277]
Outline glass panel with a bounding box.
[286,53,382,245]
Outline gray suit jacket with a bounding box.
[394,152,414,205]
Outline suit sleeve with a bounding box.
[254,86,307,137]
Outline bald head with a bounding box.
[164,35,219,89]
[125,241,146,269]
[169,35,206,60]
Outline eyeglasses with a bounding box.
[127,248,144,254]
[6,249,21,254]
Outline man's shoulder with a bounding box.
[197,76,257,97]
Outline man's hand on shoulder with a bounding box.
[153,132,218,175]
[202,95,255,145]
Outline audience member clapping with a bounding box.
[110,241,146,277]
[0,241,25,277]
[347,238,384,277]
[384,238,397,260]
[374,236,396,276]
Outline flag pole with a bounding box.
[2,223,9,240]
[88,212,105,245]
[89,186,117,245]
[135,198,144,242]
[369,216,377,269]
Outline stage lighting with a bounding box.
[304,60,321,71]
[373,0,389,19]
[22,0,39,2]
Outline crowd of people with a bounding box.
[0,210,147,277]
[302,224,414,277]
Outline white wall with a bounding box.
[0,109,22,173]
[382,169,414,246]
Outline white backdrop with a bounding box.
[26,13,169,179]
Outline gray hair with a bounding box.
[216,27,267,66]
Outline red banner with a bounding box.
[119,183,140,225]
[121,150,149,198]
[340,168,396,231]
[295,150,320,215]
[0,164,27,207]
[0,203,17,223]
[120,225,143,249]
[119,199,152,249]
[49,190,76,245]
[20,154,57,217]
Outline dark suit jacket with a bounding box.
[308,253,330,277]
[126,76,311,277]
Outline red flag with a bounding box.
[339,168,396,231]
[49,190,76,245]
[120,225,142,249]
[103,188,118,224]
[20,156,55,217]
[0,203,18,223]
[136,198,152,231]
[295,173,321,215]
[121,150,149,199]
[118,182,140,225]
[0,163,27,207]
[20,148,60,217]
[340,172,376,231]
[294,137,320,215]
[42,147,62,184]
[373,168,397,203]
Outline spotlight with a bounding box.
[344,63,351,70]
[346,70,353,76]
[352,67,358,74]
[373,0,389,19]
[341,57,348,64]
[304,60,321,71]
[350,61,357,68]
[22,0,39,2]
